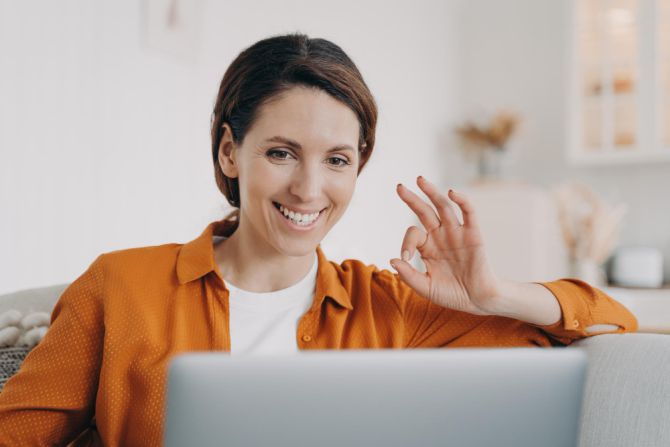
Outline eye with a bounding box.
[266,149,295,161]
[327,156,351,167]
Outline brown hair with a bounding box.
[210,33,378,214]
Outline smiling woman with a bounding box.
[208,34,377,293]
[215,86,362,290]
[0,33,638,446]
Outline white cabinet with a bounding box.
[568,0,670,164]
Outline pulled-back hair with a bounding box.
[210,33,378,211]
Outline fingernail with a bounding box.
[390,260,398,270]
[417,175,423,181]
[402,250,410,261]
[397,183,402,189]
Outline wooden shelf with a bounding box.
[569,148,670,165]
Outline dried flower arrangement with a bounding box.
[553,182,627,285]
[455,111,521,180]
[455,111,520,152]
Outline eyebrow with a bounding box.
[264,136,355,153]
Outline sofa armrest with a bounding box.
[0,284,69,316]
[569,333,670,447]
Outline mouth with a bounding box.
[272,201,327,229]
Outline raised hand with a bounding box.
[390,176,501,316]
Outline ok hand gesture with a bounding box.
[390,176,501,316]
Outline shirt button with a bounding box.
[302,334,312,342]
[572,320,580,328]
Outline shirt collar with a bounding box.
[176,220,353,310]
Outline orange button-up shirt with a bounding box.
[0,220,638,446]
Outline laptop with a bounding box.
[164,348,587,447]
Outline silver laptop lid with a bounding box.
[164,348,586,447]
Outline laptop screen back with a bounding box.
[164,348,586,447]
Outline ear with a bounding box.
[218,123,239,178]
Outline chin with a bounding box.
[275,240,320,257]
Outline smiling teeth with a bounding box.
[278,204,320,226]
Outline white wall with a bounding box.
[455,0,670,282]
[0,0,464,294]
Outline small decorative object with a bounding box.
[455,110,520,180]
[610,246,664,288]
[0,310,50,348]
[553,182,628,287]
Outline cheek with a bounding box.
[237,162,279,207]
[329,171,357,206]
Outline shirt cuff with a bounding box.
[530,279,637,341]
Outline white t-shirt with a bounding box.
[225,251,318,356]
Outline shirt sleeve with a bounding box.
[530,278,638,345]
[0,256,105,445]
[377,270,637,348]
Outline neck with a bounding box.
[214,219,316,293]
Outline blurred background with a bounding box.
[1,0,669,297]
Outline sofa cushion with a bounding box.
[571,333,670,447]
[0,284,68,316]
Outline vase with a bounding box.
[571,258,607,287]
[476,147,503,180]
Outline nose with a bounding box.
[288,162,322,203]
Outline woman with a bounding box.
[0,33,636,446]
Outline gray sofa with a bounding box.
[1,285,669,446]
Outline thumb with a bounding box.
[390,258,430,298]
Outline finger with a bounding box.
[389,258,430,298]
[416,176,461,228]
[447,189,478,228]
[401,226,428,261]
[396,183,440,231]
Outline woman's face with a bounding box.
[220,86,360,257]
